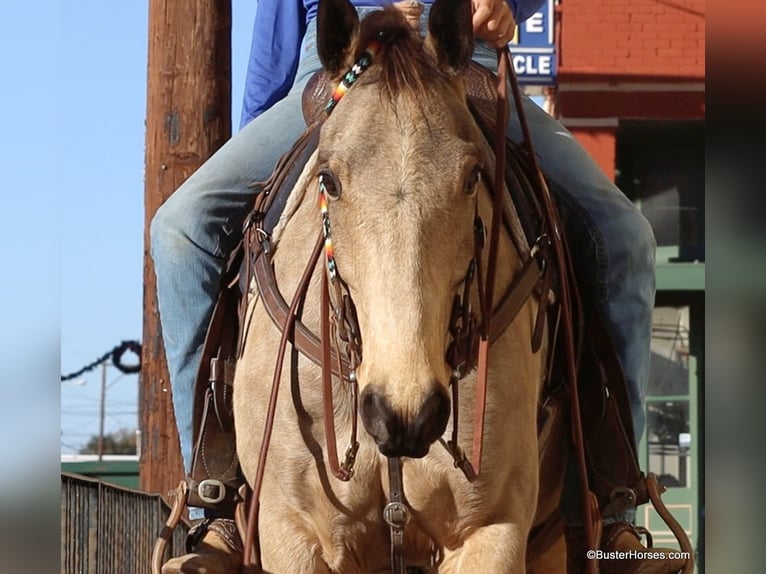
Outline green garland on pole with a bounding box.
[61,340,142,381]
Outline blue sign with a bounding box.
[509,0,557,85]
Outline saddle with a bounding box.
[167,62,691,572]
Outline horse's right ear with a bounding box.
[317,0,360,76]
[426,0,474,74]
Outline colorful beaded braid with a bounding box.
[318,176,338,281]
[320,40,382,281]
[324,39,382,115]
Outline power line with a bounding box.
[62,411,138,417]
[60,440,82,452]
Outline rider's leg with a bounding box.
[500,88,655,528]
[501,97,655,526]
[470,43,686,574]
[151,88,310,574]
[516,120,656,444]
[149,21,321,522]
[470,44,655,445]
[151,11,395,568]
[150,91,308,505]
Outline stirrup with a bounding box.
[151,480,188,574]
[646,473,694,573]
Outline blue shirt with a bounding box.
[241,0,545,128]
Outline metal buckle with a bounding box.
[198,479,227,505]
[383,501,410,529]
[602,486,637,516]
[340,441,359,479]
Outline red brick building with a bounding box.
[555,0,705,179]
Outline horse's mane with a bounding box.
[356,8,440,100]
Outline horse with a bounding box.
[233,0,567,571]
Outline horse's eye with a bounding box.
[464,167,481,196]
[319,169,342,200]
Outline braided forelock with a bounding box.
[356,7,439,100]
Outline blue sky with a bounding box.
[2,0,66,485]
[50,1,256,455]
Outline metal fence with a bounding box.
[61,472,189,574]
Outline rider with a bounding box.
[151,1,683,572]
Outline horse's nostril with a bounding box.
[360,385,450,459]
[360,387,399,448]
[411,387,450,449]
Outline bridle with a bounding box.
[242,41,595,574]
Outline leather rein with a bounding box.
[241,46,595,573]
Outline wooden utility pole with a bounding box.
[141,0,231,494]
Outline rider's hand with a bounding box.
[393,0,425,31]
[471,0,516,48]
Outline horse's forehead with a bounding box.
[321,87,478,178]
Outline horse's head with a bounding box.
[316,0,487,458]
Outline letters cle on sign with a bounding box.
[508,0,557,85]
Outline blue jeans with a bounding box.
[471,39,655,444]
[151,9,655,520]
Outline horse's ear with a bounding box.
[425,0,474,74]
[317,0,360,76]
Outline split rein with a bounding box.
[240,46,551,573]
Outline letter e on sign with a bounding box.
[525,13,544,34]
[539,56,551,74]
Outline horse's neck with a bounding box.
[270,151,319,248]
[476,182,523,297]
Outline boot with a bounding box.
[566,522,688,574]
[162,518,243,574]
[598,522,688,574]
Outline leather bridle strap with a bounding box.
[383,457,409,574]
[470,47,511,475]
[502,47,597,572]
[242,233,325,570]
[254,248,352,381]
[320,268,359,481]
[254,218,541,377]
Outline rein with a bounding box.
[242,232,325,570]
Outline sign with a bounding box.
[509,0,557,85]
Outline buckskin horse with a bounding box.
[231,1,568,572]
[213,1,690,573]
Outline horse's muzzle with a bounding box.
[360,386,450,458]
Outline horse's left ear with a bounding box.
[317,0,360,76]
[425,0,474,74]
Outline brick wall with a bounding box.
[558,0,705,81]
[568,127,617,179]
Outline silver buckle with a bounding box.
[198,479,226,505]
[383,501,410,529]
